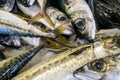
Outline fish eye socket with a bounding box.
[89,60,106,72]
[20,0,31,7]
[75,19,85,28]
[58,15,67,21]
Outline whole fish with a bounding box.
[0,0,15,11]
[0,10,55,38]
[73,53,120,80]
[12,34,120,80]
[0,46,43,80]
[59,0,96,40]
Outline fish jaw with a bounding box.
[46,7,75,36]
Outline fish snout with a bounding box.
[62,22,75,36]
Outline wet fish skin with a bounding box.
[0,26,42,37]
[46,7,75,36]
[73,53,120,80]
[0,0,15,11]
[0,10,55,38]
[0,46,43,80]
[59,0,96,40]
[12,34,120,80]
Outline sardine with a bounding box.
[17,0,75,36]
[0,45,43,80]
[0,10,55,38]
[59,0,96,40]
[16,0,55,30]
[73,53,120,80]
[0,0,15,11]
[12,34,120,80]
[46,7,75,35]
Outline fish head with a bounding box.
[71,9,96,40]
[73,53,120,80]
[17,0,35,7]
[46,7,75,36]
[63,0,96,40]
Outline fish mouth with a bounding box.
[62,27,75,36]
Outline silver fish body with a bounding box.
[0,46,43,80]
[12,35,120,80]
[73,53,120,80]
[0,0,15,11]
[0,10,54,38]
[16,0,54,30]
[59,0,96,39]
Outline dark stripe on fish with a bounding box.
[0,45,44,80]
[71,46,90,55]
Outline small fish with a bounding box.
[16,0,55,30]
[0,10,55,38]
[59,0,96,40]
[46,7,75,35]
[73,53,120,80]
[0,0,15,11]
[0,45,43,80]
[0,36,21,48]
[12,34,120,80]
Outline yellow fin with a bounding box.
[55,21,68,35]
[29,12,43,24]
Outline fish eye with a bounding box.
[75,19,85,29]
[20,0,31,7]
[89,60,107,72]
[58,15,67,21]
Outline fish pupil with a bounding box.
[76,19,85,28]
[94,62,104,71]
[58,16,67,21]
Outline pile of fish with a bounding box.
[0,0,119,80]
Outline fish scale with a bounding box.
[0,46,43,80]
[12,34,120,80]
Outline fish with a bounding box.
[17,0,75,36]
[0,36,21,48]
[0,10,55,38]
[59,0,96,40]
[46,7,75,35]
[0,45,43,80]
[12,34,120,80]
[73,53,120,80]
[0,0,15,11]
[16,0,55,30]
